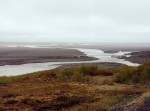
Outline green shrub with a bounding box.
[80,65,113,76]
[114,63,150,84]
[80,65,98,76]
[0,76,20,84]
[56,68,90,83]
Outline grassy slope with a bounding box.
[0,64,149,111]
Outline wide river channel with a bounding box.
[0,48,140,76]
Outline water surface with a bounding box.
[0,48,140,76]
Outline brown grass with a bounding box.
[0,64,149,111]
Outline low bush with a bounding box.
[56,68,90,83]
[114,63,150,84]
[0,76,20,84]
[80,65,113,76]
[56,65,113,83]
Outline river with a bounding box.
[0,48,140,76]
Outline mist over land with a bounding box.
[1,42,150,50]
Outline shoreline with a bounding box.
[121,51,150,64]
[0,47,140,76]
[0,47,97,66]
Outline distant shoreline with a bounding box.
[0,47,141,76]
[121,51,150,64]
[0,45,146,66]
[0,47,96,66]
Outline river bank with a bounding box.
[121,51,150,64]
[0,47,140,76]
[0,47,96,66]
[0,63,149,111]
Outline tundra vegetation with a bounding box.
[0,63,149,111]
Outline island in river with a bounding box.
[0,47,96,66]
[0,45,140,76]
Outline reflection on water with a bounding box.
[0,48,140,76]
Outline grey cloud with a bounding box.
[0,0,150,42]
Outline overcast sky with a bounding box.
[0,0,150,43]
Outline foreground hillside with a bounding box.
[0,63,150,111]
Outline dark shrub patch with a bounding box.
[22,95,90,111]
[115,63,150,84]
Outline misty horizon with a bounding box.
[0,0,150,43]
